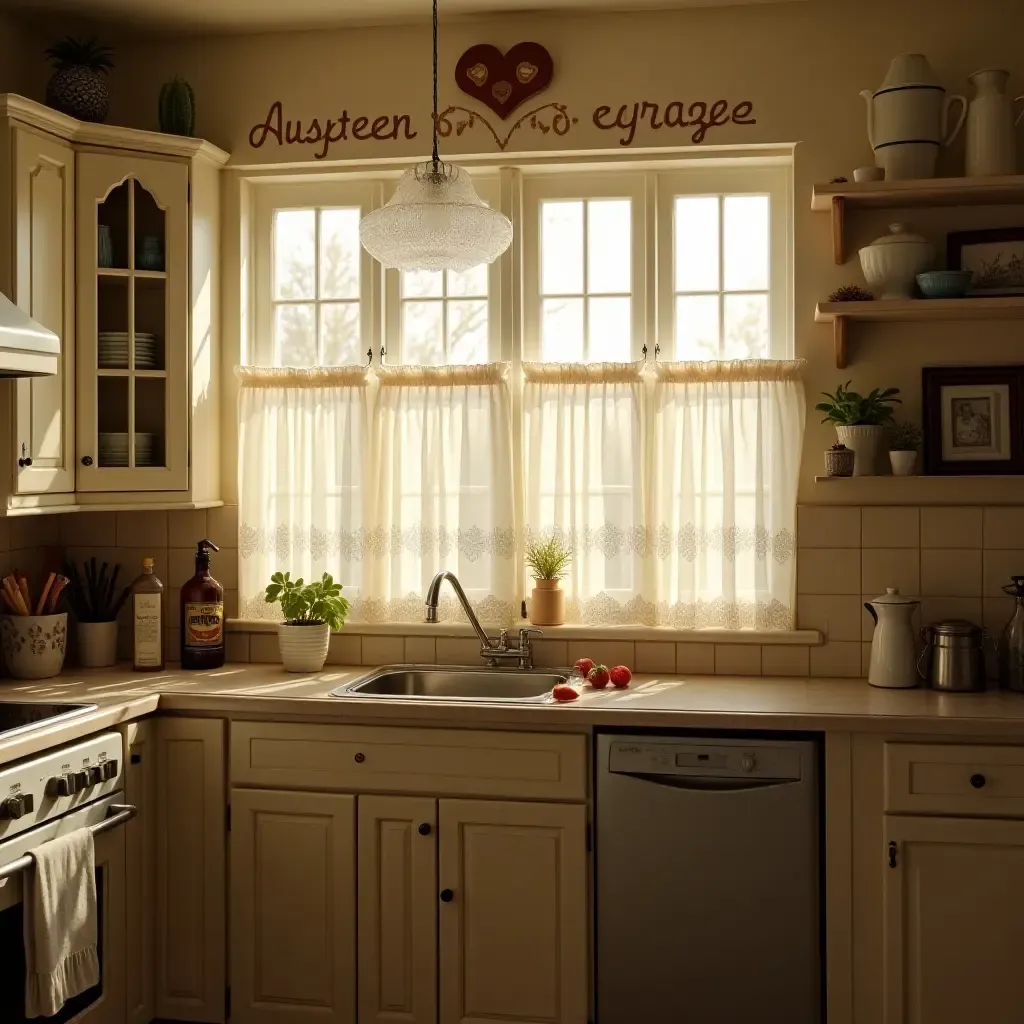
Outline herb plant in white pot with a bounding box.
[265,572,348,673]
[526,537,573,627]
[815,381,902,476]
[888,421,922,476]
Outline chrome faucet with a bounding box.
[424,570,542,669]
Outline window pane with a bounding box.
[273,210,315,300]
[724,293,769,359]
[447,299,489,363]
[724,195,769,291]
[675,294,720,360]
[541,201,583,294]
[674,196,719,292]
[542,297,584,361]
[588,296,631,361]
[275,303,316,366]
[587,200,631,294]
[402,301,444,364]
[403,269,443,298]
[447,264,488,298]
[320,302,361,365]
[319,208,361,299]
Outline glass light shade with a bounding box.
[360,161,512,272]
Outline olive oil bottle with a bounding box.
[131,558,164,671]
[180,539,225,670]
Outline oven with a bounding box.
[0,733,132,1024]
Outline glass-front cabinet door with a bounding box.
[76,152,189,492]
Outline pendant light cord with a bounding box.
[431,0,439,166]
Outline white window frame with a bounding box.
[656,165,793,360]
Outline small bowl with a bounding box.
[916,270,974,299]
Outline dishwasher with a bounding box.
[596,733,821,1023]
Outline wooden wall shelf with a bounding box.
[811,473,1024,506]
[815,297,1024,368]
[812,175,1024,264]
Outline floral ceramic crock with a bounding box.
[1,613,68,679]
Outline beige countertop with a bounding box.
[2,663,1024,764]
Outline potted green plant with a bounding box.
[888,421,922,476]
[526,537,573,626]
[815,381,901,476]
[264,571,349,672]
[65,558,130,668]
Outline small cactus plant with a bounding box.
[828,284,874,303]
[158,75,195,137]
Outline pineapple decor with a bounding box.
[44,36,114,123]
[159,76,196,137]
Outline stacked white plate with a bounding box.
[98,432,158,468]
[98,332,160,370]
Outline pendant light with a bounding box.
[359,0,512,272]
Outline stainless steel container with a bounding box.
[919,619,987,692]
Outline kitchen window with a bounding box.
[240,160,801,629]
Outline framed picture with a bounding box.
[922,366,1024,475]
[947,228,1024,296]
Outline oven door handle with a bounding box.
[0,803,137,882]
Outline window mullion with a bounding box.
[313,208,322,364]
[582,200,590,362]
[717,195,725,358]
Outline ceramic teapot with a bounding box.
[861,54,967,179]
[865,588,920,688]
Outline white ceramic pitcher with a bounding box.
[864,588,920,688]
[861,54,967,179]
[965,69,1024,176]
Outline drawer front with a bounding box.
[231,721,587,801]
[885,743,1024,817]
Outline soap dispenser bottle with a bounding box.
[180,539,224,670]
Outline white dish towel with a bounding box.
[23,827,100,1018]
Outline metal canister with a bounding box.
[919,619,987,692]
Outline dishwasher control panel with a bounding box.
[606,738,804,781]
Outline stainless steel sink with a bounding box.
[331,665,566,702]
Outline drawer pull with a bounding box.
[354,752,365,764]
[418,822,432,836]
[439,888,454,903]
[888,841,897,869]
[970,773,987,789]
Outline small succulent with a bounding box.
[829,176,849,184]
[828,284,874,303]
[888,421,923,452]
[816,381,902,426]
[830,441,850,452]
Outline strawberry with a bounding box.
[573,657,594,676]
[610,665,632,688]
[552,683,579,702]
[587,664,611,689]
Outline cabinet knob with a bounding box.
[418,822,432,836]
[17,457,31,468]
[354,752,365,764]
[439,888,454,903]
[81,455,93,466]
[970,773,987,789]
[0,793,33,820]
[887,840,897,869]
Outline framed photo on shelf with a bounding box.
[922,365,1024,475]
[947,227,1024,296]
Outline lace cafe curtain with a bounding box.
[237,363,517,625]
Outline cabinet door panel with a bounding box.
[231,789,355,1024]
[13,127,75,494]
[439,799,587,1024]
[358,795,437,1024]
[884,815,1024,1024]
[76,150,188,492]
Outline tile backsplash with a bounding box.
[4,502,1023,679]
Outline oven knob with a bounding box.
[73,770,90,790]
[47,775,71,797]
[100,759,118,781]
[0,793,34,819]
[88,765,104,785]
[740,753,757,773]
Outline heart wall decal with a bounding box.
[454,42,554,120]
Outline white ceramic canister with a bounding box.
[965,69,1024,177]
[859,223,935,299]
[865,589,920,688]
[862,54,967,180]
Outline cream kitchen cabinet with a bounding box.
[0,94,227,515]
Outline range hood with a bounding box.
[0,290,58,377]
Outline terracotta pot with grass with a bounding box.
[526,537,573,627]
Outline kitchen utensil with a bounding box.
[1000,575,1024,692]
[859,223,935,298]
[919,619,988,692]
[965,69,1024,177]
[865,588,920,688]
[916,270,974,298]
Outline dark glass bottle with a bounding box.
[180,539,225,670]
[1001,575,1024,692]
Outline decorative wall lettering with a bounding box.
[455,42,554,119]
[436,102,576,151]
[248,100,417,160]
[592,99,756,146]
